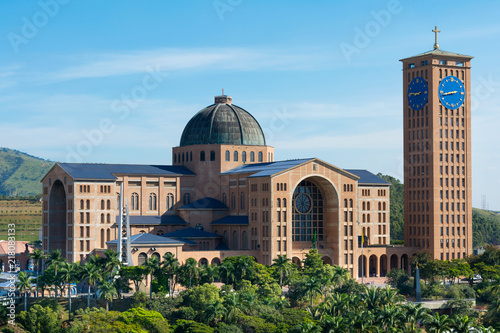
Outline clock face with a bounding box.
[439,76,465,110]
[294,193,311,214]
[407,77,428,110]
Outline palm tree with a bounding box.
[29,248,46,299]
[304,276,322,307]
[450,315,478,333]
[272,254,291,288]
[376,304,406,332]
[234,256,254,282]
[98,280,117,311]
[15,271,33,312]
[45,249,65,300]
[219,261,235,286]
[203,299,226,325]
[222,292,240,324]
[59,261,80,317]
[200,264,219,284]
[80,261,101,308]
[143,256,160,299]
[162,252,179,296]
[182,258,199,289]
[423,312,453,333]
[402,302,429,332]
[103,249,121,275]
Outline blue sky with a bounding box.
[1,0,499,209]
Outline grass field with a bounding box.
[0,199,42,243]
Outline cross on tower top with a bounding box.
[432,26,441,50]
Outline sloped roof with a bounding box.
[162,227,221,239]
[344,169,390,186]
[179,197,228,210]
[222,158,313,178]
[55,163,194,181]
[107,232,184,246]
[211,215,249,225]
[0,241,32,256]
[400,49,473,61]
[115,215,188,226]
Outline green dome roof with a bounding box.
[179,96,266,147]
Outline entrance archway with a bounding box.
[321,256,333,265]
[401,254,409,273]
[49,180,67,259]
[390,254,399,270]
[380,254,388,277]
[358,255,367,277]
[369,255,378,277]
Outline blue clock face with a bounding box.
[439,76,465,110]
[407,77,428,110]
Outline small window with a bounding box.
[183,193,191,205]
[409,63,415,68]
[210,150,215,161]
[258,151,263,162]
[439,60,447,65]
[234,151,238,161]
[200,151,205,161]
[242,151,246,162]
[250,151,255,162]
[225,150,230,161]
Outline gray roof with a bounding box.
[57,163,194,180]
[211,215,249,225]
[116,215,188,226]
[400,49,473,61]
[162,227,222,239]
[179,197,228,210]
[179,101,266,146]
[344,169,390,186]
[107,232,184,246]
[222,158,313,178]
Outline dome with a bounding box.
[179,95,266,147]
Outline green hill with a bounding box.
[0,147,55,196]
[378,173,500,248]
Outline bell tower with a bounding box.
[400,27,473,260]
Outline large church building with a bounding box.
[41,36,473,278]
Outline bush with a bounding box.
[236,314,278,333]
[173,306,197,321]
[181,284,221,312]
[17,304,63,333]
[214,322,243,333]
[445,284,476,299]
[173,319,213,333]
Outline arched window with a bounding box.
[100,200,105,210]
[149,193,157,210]
[242,231,248,249]
[100,214,104,223]
[383,202,387,210]
[182,152,185,163]
[362,202,366,210]
[190,151,193,161]
[222,193,227,206]
[225,150,230,161]
[86,200,90,209]
[284,183,287,191]
[107,213,111,223]
[138,253,147,266]
[200,151,205,161]
[367,202,371,210]
[240,192,245,210]
[100,229,105,248]
[80,200,84,209]
[183,193,191,205]
[250,151,255,162]
[242,151,247,162]
[344,199,348,208]
[223,231,228,245]
[107,200,111,210]
[174,154,177,164]
[166,193,174,210]
[210,150,215,161]
[378,202,382,210]
[258,151,263,162]
[232,231,238,249]
[152,252,161,261]
[292,179,324,242]
[231,193,236,210]
[349,199,353,208]
[234,151,238,161]
[277,198,281,207]
[157,230,164,235]
[106,229,110,242]
[362,214,366,223]
[367,214,371,223]
[283,198,287,207]
[131,193,139,210]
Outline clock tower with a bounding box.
[400,27,473,260]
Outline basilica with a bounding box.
[42,92,422,279]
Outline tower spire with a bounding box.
[432,26,441,50]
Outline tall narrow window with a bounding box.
[200,151,205,161]
[222,193,227,206]
[277,198,281,207]
[131,193,139,210]
[225,150,230,161]
[240,192,245,210]
[242,151,247,162]
[166,193,174,210]
[250,151,255,162]
[258,151,263,162]
[234,151,238,161]
[149,193,157,210]
[231,193,236,210]
[210,150,215,161]
[183,193,191,205]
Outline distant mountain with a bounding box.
[378,173,500,248]
[0,148,55,196]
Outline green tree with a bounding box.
[81,260,102,308]
[450,315,478,333]
[15,271,33,312]
[304,276,322,307]
[45,249,65,300]
[59,261,80,316]
[29,248,46,299]
[143,256,161,299]
[202,299,226,325]
[181,283,221,312]
[272,254,291,288]
[200,264,219,285]
[423,312,453,333]
[162,252,179,296]
[98,280,118,311]
[180,258,200,289]
[120,266,147,292]
[17,304,63,333]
